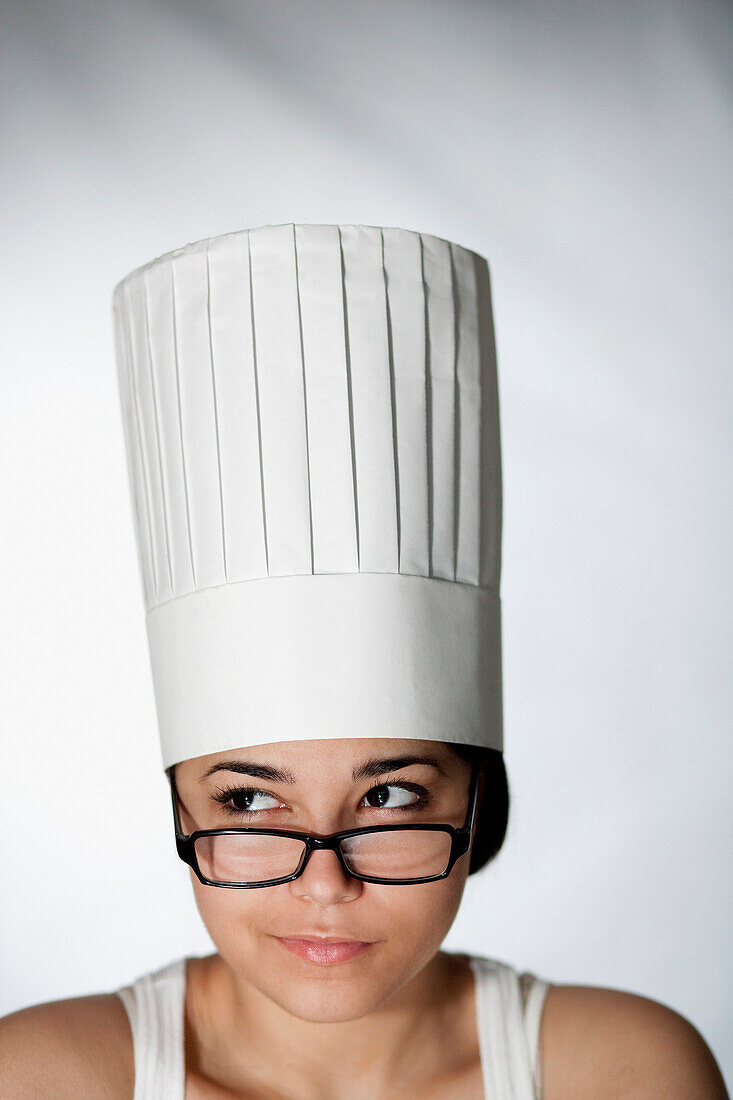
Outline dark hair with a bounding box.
[446,743,509,875]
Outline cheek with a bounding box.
[189,870,262,944]
[400,868,469,948]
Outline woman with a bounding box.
[0,224,726,1099]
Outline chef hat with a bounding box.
[111,223,502,771]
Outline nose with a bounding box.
[289,846,363,905]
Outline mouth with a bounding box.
[273,935,376,964]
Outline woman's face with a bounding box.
[174,737,477,1023]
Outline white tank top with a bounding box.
[116,953,550,1099]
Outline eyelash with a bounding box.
[210,777,431,818]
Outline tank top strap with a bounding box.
[520,969,552,1097]
[115,957,187,1100]
[468,955,550,1100]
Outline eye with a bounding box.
[361,781,429,812]
[211,786,281,815]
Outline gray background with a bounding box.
[1,0,730,1088]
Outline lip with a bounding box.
[275,936,375,964]
[281,934,369,943]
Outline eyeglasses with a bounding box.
[168,767,480,888]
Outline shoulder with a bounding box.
[541,982,728,1100]
[0,992,134,1098]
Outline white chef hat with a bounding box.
[111,223,502,772]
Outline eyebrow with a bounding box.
[199,755,448,784]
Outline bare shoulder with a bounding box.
[540,982,729,1100]
[0,991,134,1099]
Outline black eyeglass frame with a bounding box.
[167,765,481,888]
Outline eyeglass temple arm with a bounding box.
[464,765,480,833]
[166,769,189,841]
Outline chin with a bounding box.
[263,974,394,1024]
[254,940,407,1022]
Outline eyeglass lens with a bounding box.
[194,828,453,884]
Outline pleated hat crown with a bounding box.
[112,223,502,770]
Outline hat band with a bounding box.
[146,572,503,769]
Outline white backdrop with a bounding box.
[1,0,730,1087]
